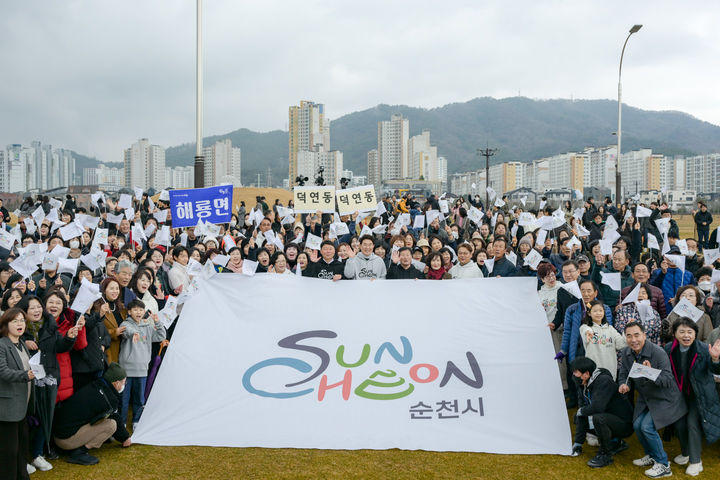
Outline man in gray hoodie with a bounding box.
[344,235,387,279]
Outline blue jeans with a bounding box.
[121,377,147,427]
[633,408,668,465]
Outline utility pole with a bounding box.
[477,146,498,208]
[193,0,205,188]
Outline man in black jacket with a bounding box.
[53,363,131,465]
[570,357,633,468]
[694,203,713,251]
[304,241,344,280]
[387,247,424,279]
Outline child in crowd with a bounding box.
[119,299,166,431]
[579,300,626,380]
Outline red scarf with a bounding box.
[426,266,446,280]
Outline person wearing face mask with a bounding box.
[695,267,720,329]
[568,357,634,468]
[52,363,132,466]
[664,318,720,477]
[684,238,703,277]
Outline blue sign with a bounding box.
[169,185,233,228]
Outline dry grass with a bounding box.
[32,415,720,480]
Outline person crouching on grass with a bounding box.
[118,299,166,432]
[569,357,633,468]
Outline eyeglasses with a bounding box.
[9,319,26,325]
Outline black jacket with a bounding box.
[387,263,425,279]
[53,378,130,442]
[22,313,76,381]
[303,258,345,280]
[70,311,108,374]
[695,211,713,229]
[575,368,633,420]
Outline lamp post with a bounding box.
[193,0,205,188]
[615,24,642,205]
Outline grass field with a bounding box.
[29,420,720,480]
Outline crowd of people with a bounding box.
[0,188,719,479]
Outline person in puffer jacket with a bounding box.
[344,235,387,280]
[664,317,720,476]
[651,246,695,315]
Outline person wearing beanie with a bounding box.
[52,362,131,466]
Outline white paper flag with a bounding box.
[560,280,583,299]
[484,257,495,275]
[599,239,614,256]
[494,198,506,208]
[374,202,387,217]
[153,210,168,224]
[212,255,230,267]
[636,205,652,218]
[647,233,660,251]
[32,206,45,226]
[523,249,543,270]
[535,229,547,247]
[576,224,590,237]
[671,297,704,322]
[107,213,124,225]
[703,248,720,266]
[51,245,71,259]
[622,283,641,305]
[242,259,258,276]
[125,208,135,221]
[57,258,79,276]
[628,362,661,382]
[305,233,322,250]
[676,239,689,255]
[505,251,517,266]
[664,254,686,273]
[118,194,132,209]
[439,200,449,214]
[600,272,622,291]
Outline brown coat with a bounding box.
[103,307,127,364]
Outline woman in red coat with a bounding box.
[43,289,87,403]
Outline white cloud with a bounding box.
[1,0,719,162]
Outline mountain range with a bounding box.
[80,97,720,186]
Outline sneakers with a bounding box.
[673,454,689,465]
[644,462,672,478]
[686,463,703,476]
[587,452,614,468]
[586,433,599,447]
[610,439,629,456]
[66,447,99,466]
[633,455,655,467]
[27,464,36,474]
[32,455,53,471]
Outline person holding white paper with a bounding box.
[664,286,713,344]
[617,322,686,477]
[592,250,634,309]
[620,263,667,320]
[557,280,614,366]
[664,317,720,476]
[615,284,663,346]
[651,246,695,315]
[579,301,626,380]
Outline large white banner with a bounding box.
[133,276,572,455]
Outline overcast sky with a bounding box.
[2,1,719,163]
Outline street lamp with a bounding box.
[615,24,642,205]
